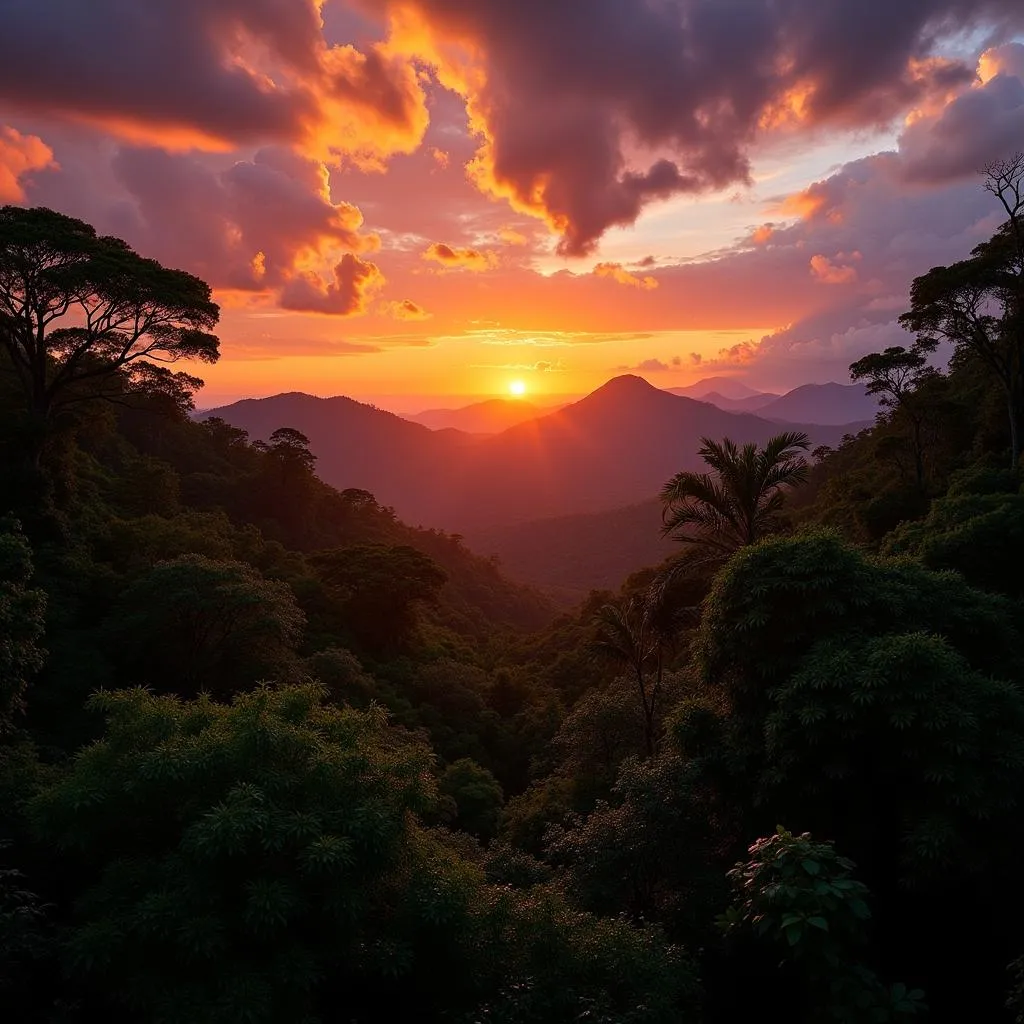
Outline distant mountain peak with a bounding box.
[674,376,765,400]
[590,374,661,397]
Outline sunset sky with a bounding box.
[2,1,1024,411]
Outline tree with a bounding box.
[694,530,1024,1019]
[29,685,698,1024]
[0,519,45,731]
[438,758,504,841]
[0,206,219,451]
[721,828,924,1023]
[883,468,1024,599]
[660,432,810,560]
[589,597,670,757]
[849,346,935,489]
[900,154,1024,467]
[546,752,725,948]
[105,554,304,695]
[313,544,447,653]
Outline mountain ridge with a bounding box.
[203,375,863,533]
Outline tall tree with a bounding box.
[0,206,219,451]
[660,432,810,559]
[900,154,1024,467]
[850,346,935,489]
[589,596,672,757]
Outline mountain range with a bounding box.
[406,398,551,434]
[203,375,866,540]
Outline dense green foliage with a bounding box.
[5,164,1024,1021]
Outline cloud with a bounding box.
[423,242,496,270]
[593,262,659,290]
[111,147,378,286]
[0,0,429,165]
[898,43,1024,183]
[809,253,859,285]
[279,253,385,315]
[498,226,529,246]
[614,357,682,373]
[382,298,433,320]
[228,338,385,361]
[24,143,389,314]
[473,330,654,347]
[378,0,1022,253]
[0,126,55,201]
[474,360,567,372]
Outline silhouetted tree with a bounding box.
[589,596,672,757]
[900,154,1024,466]
[850,346,935,489]
[0,207,219,456]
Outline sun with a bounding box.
[508,380,527,397]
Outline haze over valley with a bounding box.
[204,374,871,588]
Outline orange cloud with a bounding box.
[0,126,55,201]
[809,253,859,285]
[777,186,830,220]
[499,226,529,246]
[751,224,775,245]
[382,298,433,321]
[423,242,496,271]
[280,253,385,315]
[593,262,658,290]
[312,41,430,167]
[0,5,430,169]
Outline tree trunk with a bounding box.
[635,666,654,759]
[911,415,925,491]
[1008,390,1023,470]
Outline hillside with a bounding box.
[206,375,860,533]
[754,382,878,425]
[466,498,675,595]
[687,390,780,412]
[674,381,879,424]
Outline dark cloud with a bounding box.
[370,0,1022,252]
[899,43,1024,183]
[86,145,378,299]
[0,0,427,161]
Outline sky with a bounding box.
[2,1,1024,412]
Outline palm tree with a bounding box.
[660,431,811,559]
